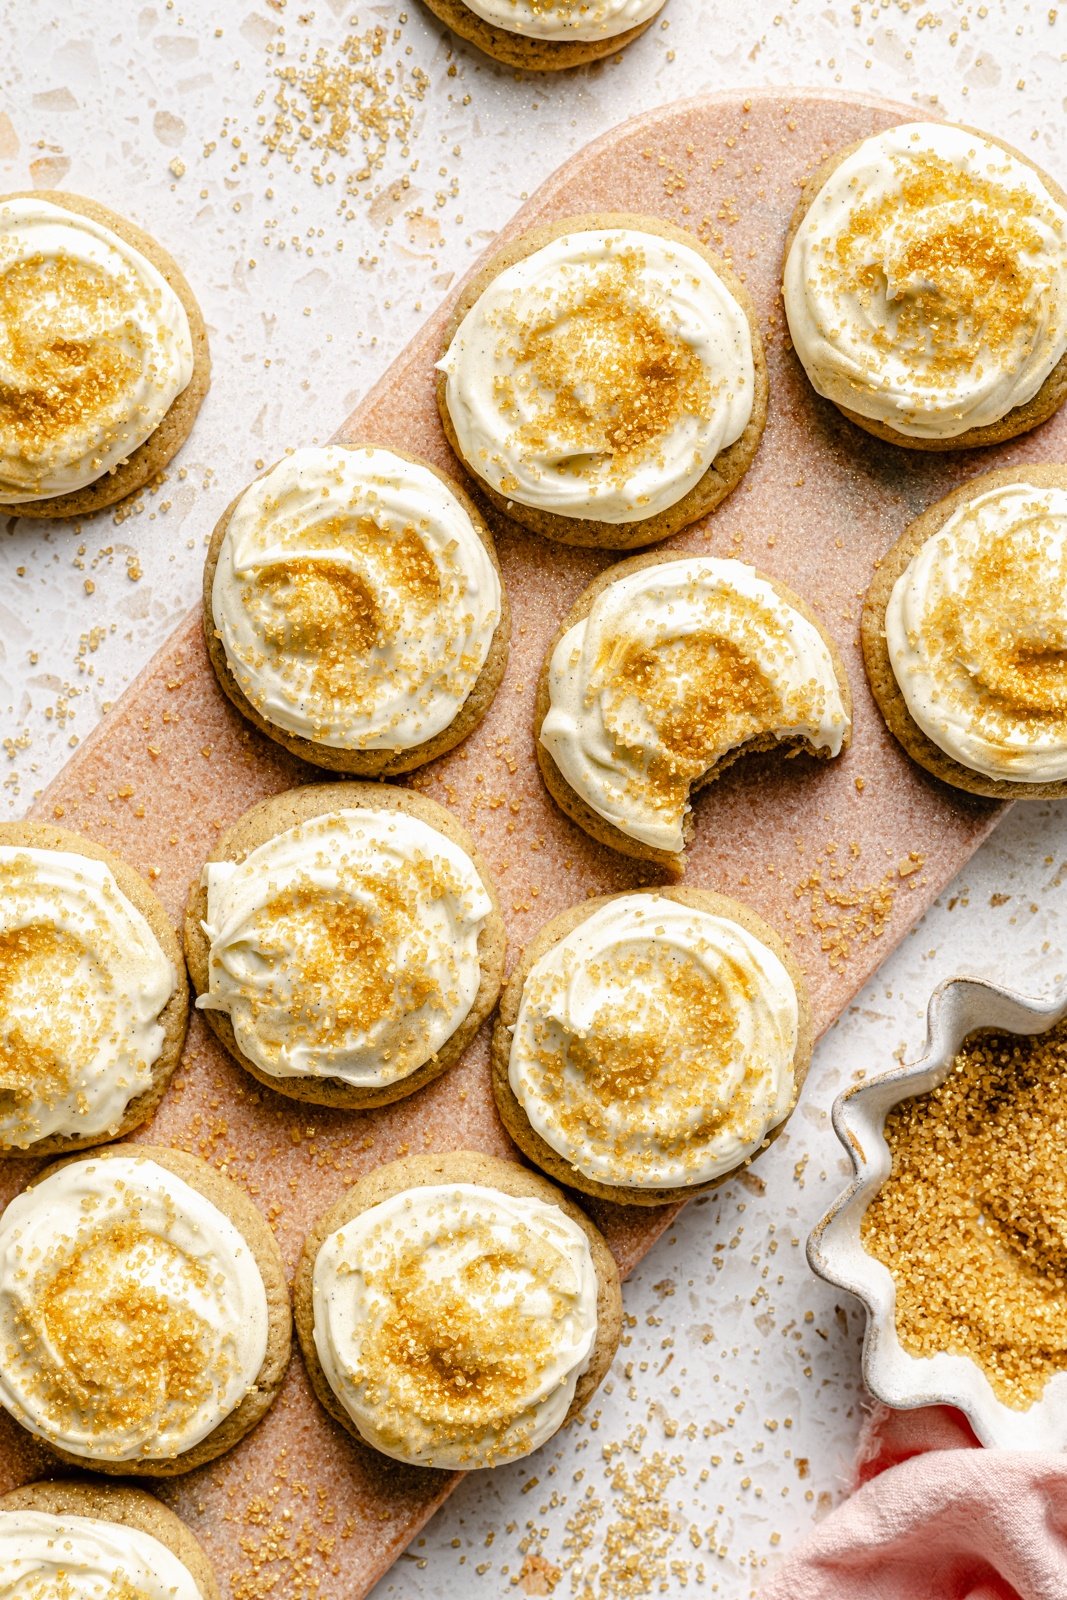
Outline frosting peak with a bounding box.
[199,807,493,1089]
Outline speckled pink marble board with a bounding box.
[2,86,1053,1598]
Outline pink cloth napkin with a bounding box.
[758,1405,1067,1600]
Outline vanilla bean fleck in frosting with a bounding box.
[0,198,194,501]
[0,1155,269,1462]
[439,228,754,523]
[0,1509,204,1600]
[311,1183,598,1468]
[885,480,1067,782]
[199,808,493,1088]
[540,557,849,852]
[458,0,664,41]
[783,123,1067,440]
[508,894,800,1189]
[211,446,501,753]
[0,847,175,1152]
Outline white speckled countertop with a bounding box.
[2,2,1066,1594]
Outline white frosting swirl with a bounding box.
[0,1155,270,1463]
[783,122,1067,439]
[459,0,664,42]
[438,228,754,524]
[0,1510,204,1600]
[885,480,1067,782]
[508,894,800,1189]
[540,557,849,852]
[211,446,502,753]
[0,198,194,502]
[311,1183,598,1468]
[198,808,493,1088]
[0,846,175,1152]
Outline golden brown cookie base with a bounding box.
[6,1143,291,1477]
[293,1149,622,1462]
[419,0,660,70]
[3,190,210,519]
[533,550,853,875]
[492,887,814,1205]
[202,445,511,775]
[0,1480,221,1600]
[183,782,507,1108]
[861,464,1067,799]
[782,129,1067,452]
[437,211,768,549]
[0,821,189,1157]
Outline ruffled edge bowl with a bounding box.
[807,974,1067,1449]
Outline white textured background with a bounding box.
[2,2,1066,1595]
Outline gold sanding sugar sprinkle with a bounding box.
[504,0,605,14]
[240,514,448,738]
[261,13,430,193]
[16,1215,219,1446]
[565,952,739,1102]
[611,633,778,818]
[21,1580,151,1600]
[828,151,1063,385]
[357,1221,567,1460]
[262,556,381,661]
[790,846,924,972]
[591,589,830,818]
[249,858,461,1078]
[862,1016,1067,1408]
[523,946,773,1181]
[0,255,140,453]
[498,250,714,484]
[0,923,104,1132]
[560,1432,688,1599]
[915,507,1067,747]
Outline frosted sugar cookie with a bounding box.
[204,444,508,774]
[493,888,812,1204]
[185,783,506,1107]
[0,191,209,515]
[536,553,851,873]
[0,822,187,1156]
[863,466,1067,797]
[0,1481,220,1600]
[0,1145,290,1474]
[783,123,1067,448]
[419,0,665,72]
[294,1150,621,1468]
[438,214,765,548]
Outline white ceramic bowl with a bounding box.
[808,974,1067,1449]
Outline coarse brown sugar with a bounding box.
[501,250,713,485]
[0,256,140,456]
[261,14,429,192]
[862,1014,1067,1407]
[18,1213,219,1448]
[824,152,1059,397]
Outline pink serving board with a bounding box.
[4,86,1052,1599]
